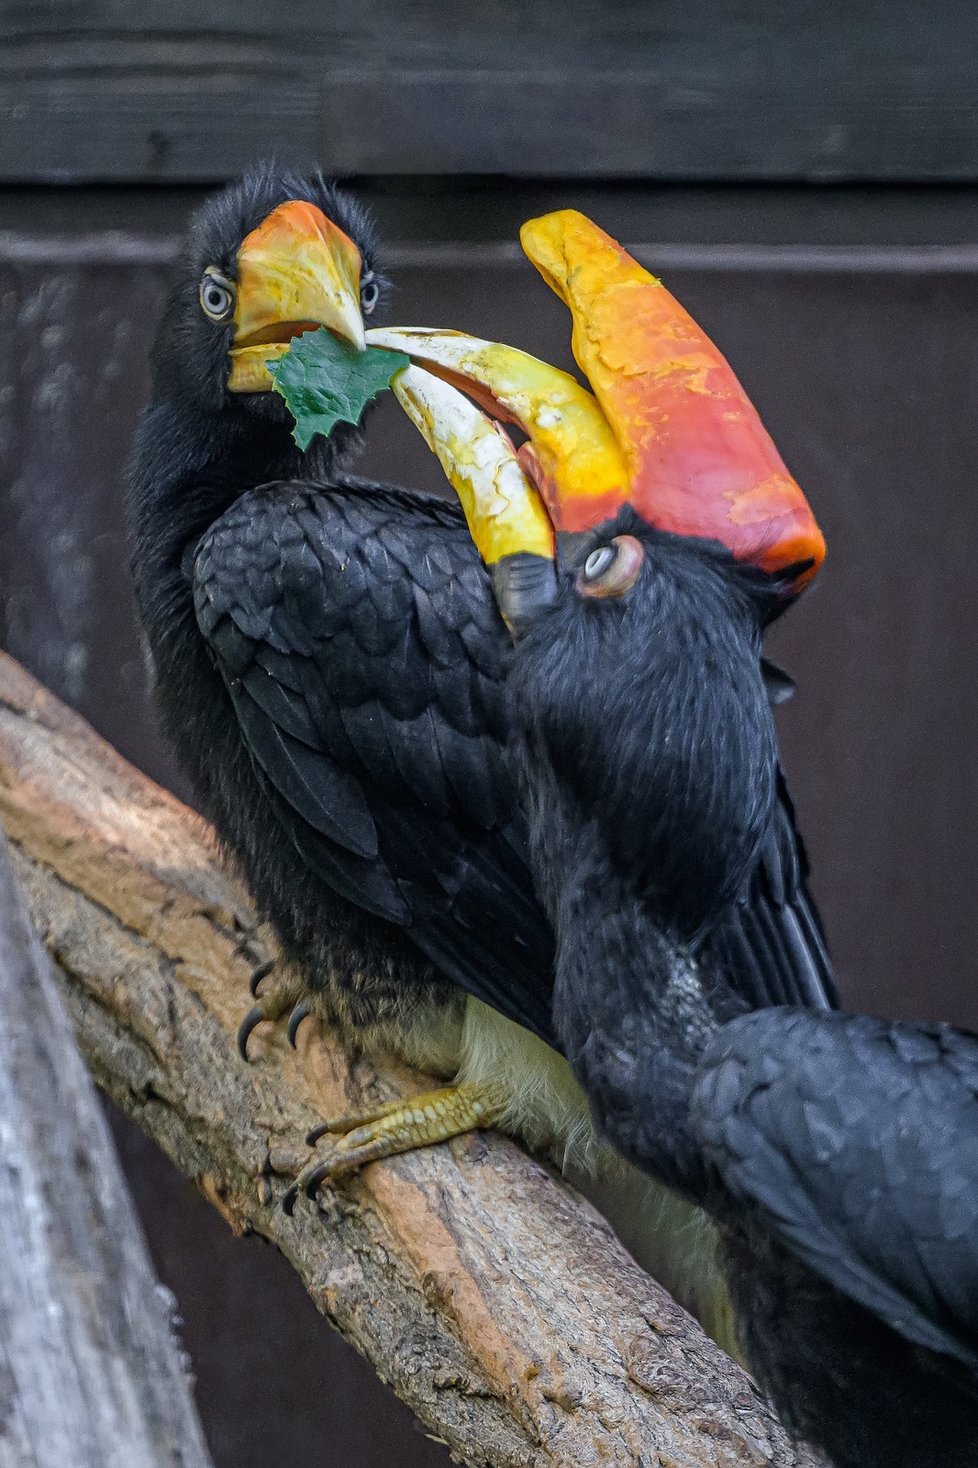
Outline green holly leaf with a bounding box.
[269,328,410,451]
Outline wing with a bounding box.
[712,763,837,1012]
[694,1009,978,1370]
[194,479,557,1043]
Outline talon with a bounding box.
[237,1004,267,1061]
[305,1121,334,1146]
[285,1152,346,1211]
[288,1001,313,1048]
[249,958,276,997]
[303,1162,333,1200]
[236,968,304,1059]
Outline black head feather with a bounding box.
[130,167,389,607]
[509,509,781,942]
[150,164,388,416]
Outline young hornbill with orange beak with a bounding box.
[399,213,978,1468]
[129,174,833,1338]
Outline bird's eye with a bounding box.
[199,270,235,323]
[577,535,645,600]
[583,546,616,581]
[361,274,380,315]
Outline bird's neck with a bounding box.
[124,398,356,754]
[512,549,775,1201]
[511,544,779,945]
[128,398,342,583]
[546,826,735,1202]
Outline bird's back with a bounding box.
[694,1008,978,1367]
[691,1008,978,1466]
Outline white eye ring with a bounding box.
[361,275,379,314]
[199,269,235,322]
[583,545,616,581]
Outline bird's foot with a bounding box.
[282,1081,506,1213]
[237,960,313,1060]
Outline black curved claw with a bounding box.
[249,959,276,997]
[287,1001,313,1049]
[282,1183,299,1217]
[303,1163,332,1201]
[305,1122,332,1147]
[236,1004,266,1061]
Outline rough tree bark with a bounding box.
[0,830,215,1468]
[0,650,827,1468]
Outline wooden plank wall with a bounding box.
[4,1,978,182]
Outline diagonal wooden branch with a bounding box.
[0,651,826,1468]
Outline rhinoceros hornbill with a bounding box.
[400,211,978,1468]
[128,173,833,1341]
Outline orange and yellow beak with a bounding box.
[227,200,366,393]
[370,209,825,614]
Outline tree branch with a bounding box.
[0,651,825,1468]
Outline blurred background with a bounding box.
[3,3,978,1463]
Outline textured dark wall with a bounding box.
[7,2,978,183]
[3,184,978,1463]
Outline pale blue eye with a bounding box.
[361,276,379,314]
[584,545,616,582]
[199,273,235,322]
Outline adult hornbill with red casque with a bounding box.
[128,172,834,1343]
[399,210,978,1468]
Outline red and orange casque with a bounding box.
[519,210,825,588]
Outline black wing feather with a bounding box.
[694,1009,978,1370]
[194,481,556,1042]
[233,688,378,858]
[715,769,838,1012]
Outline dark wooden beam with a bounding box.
[4,1,978,183]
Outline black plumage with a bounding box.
[504,516,978,1466]
[128,170,834,1085]
[123,167,856,1355]
[191,481,553,1040]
